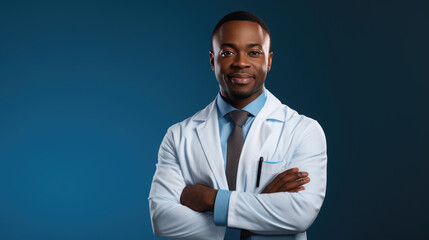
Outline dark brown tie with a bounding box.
[226,110,250,191]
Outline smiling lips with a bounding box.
[228,73,254,84]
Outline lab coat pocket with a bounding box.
[258,160,288,189]
[261,160,287,174]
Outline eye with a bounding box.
[221,50,235,57]
[249,50,262,56]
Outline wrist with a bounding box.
[206,188,218,211]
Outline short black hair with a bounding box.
[211,11,271,50]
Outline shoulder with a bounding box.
[285,105,323,132]
[265,90,325,142]
[281,104,326,148]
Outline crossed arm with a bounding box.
[149,121,326,239]
[180,168,310,211]
[180,168,311,237]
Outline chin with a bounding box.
[231,87,257,99]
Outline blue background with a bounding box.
[1,0,428,239]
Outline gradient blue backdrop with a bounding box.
[1,0,428,239]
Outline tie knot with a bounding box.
[228,110,249,127]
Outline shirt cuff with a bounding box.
[213,189,232,226]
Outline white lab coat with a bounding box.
[149,90,327,240]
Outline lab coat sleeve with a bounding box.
[227,120,327,235]
[148,127,225,239]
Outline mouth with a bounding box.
[228,73,254,85]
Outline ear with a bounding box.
[209,50,215,71]
[267,51,273,72]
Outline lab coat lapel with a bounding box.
[236,90,285,191]
[195,101,228,190]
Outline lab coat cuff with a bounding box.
[214,189,232,226]
[227,190,239,228]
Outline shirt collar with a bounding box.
[216,88,267,118]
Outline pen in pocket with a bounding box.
[256,157,263,188]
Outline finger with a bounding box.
[287,186,305,193]
[262,168,299,193]
[282,171,308,183]
[278,168,300,178]
[265,172,308,193]
[262,171,302,193]
[279,177,310,192]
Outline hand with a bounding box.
[180,184,218,212]
[241,168,310,237]
[262,168,310,193]
[241,229,253,238]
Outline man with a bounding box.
[149,11,327,240]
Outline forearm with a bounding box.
[227,155,326,234]
[149,170,225,239]
[149,135,225,239]
[228,121,327,235]
[149,197,225,239]
[228,190,325,235]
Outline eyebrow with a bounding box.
[220,43,263,49]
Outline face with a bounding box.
[210,20,273,104]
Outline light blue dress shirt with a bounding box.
[213,89,267,239]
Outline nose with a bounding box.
[231,52,251,68]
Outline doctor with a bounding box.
[149,11,327,240]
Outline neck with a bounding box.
[221,89,263,109]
